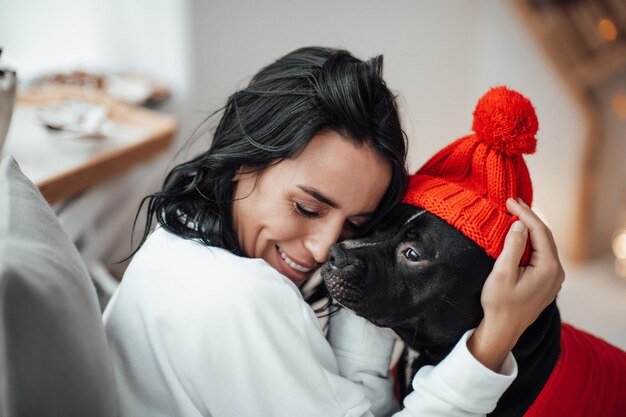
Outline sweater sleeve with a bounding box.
[328,307,399,416]
[329,308,518,417]
[397,329,518,417]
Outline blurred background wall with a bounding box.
[186,0,588,262]
[1,0,625,347]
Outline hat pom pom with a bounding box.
[472,86,538,156]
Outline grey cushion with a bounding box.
[0,156,117,417]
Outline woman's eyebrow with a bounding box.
[298,185,339,208]
[296,185,375,218]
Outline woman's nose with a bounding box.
[304,221,343,264]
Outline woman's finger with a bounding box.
[505,198,554,256]
[492,220,528,280]
[509,199,565,289]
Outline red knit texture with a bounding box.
[403,86,537,264]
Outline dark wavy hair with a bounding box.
[134,46,408,256]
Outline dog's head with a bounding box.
[321,203,495,351]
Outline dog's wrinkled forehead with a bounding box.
[342,205,427,248]
[404,208,428,226]
[380,205,428,237]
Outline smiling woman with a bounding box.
[102,46,564,417]
[232,130,391,285]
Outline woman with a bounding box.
[103,47,564,416]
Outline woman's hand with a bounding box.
[468,198,565,372]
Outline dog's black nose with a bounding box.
[328,244,349,269]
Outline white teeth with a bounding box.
[277,247,313,273]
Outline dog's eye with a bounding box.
[403,248,421,262]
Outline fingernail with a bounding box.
[517,197,528,207]
[512,220,527,233]
[508,198,519,206]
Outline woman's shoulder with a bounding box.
[117,227,304,316]
[132,227,260,273]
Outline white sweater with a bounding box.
[103,227,517,416]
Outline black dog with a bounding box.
[321,203,561,417]
[322,85,626,415]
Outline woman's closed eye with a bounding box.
[293,198,369,237]
[294,202,321,218]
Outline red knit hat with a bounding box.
[402,86,537,265]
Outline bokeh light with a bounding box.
[598,18,618,42]
[612,229,626,259]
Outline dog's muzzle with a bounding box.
[321,243,366,311]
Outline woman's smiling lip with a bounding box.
[276,245,316,272]
[272,245,317,285]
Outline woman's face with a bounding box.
[232,130,392,286]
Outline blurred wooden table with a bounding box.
[1,86,177,204]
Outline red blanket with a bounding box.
[524,323,626,417]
